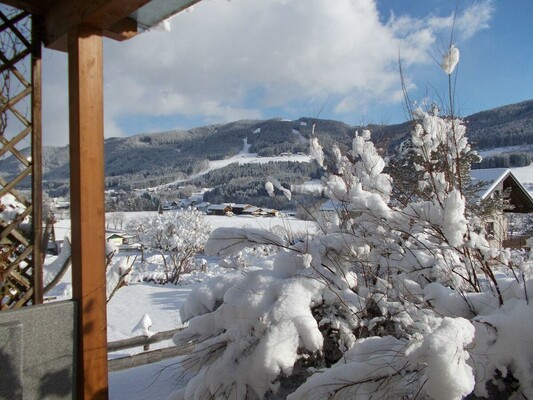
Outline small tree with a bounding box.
[109,212,125,230]
[128,208,211,284]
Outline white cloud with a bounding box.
[427,1,494,40]
[41,0,494,146]
[455,1,494,39]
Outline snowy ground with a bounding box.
[46,213,316,399]
[55,213,318,247]
[478,145,533,158]
[109,356,188,400]
[106,263,228,398]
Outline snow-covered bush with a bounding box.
[127,208,211,284]
[170,55,533,399]
[170,109,533,399]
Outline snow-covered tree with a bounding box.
[128,208,211,284]
[169,107,533,399]
[168,40,533,399]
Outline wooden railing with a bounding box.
[107,327,193,372]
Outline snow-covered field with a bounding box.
[46,213,317,399]
[109,355,190,400]
[479,145,533,158]
[106,275,214,399]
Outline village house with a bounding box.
[195,201,211,213]
[241,205,262,216]
[206,203,278,217]
[231,204,254,215]
[105,233,131,246]
[207,204,233,216]
[161,201,177,210]
[470,168,533,248]
[261,208,280,217]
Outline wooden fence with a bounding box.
[502,235,530,250]
[107,327,193,372]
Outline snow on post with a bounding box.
[132,314,154,338]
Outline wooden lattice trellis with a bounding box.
[0,6,42,309]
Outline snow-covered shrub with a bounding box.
[127,208,211,284]
[171,108,532,400]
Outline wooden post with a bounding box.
[31,15,43,305]
[68,24,108,400]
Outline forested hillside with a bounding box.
[1,99,532,209]
[467,100,533,148]
[466,100,533,169]
[194,161,322,207]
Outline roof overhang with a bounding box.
[0,0,201,50]
[470,168,510,201]
[503,173,533,213]
[470,168,533,213]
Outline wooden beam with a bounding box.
[107,327,185,353]
[44,0,149,48]
[104,16,138,41]
[68,24,108,400]
[0,0,51,16]
[31,14,43,304]
[46,17,139,52]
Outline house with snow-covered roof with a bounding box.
[195,202,211,213]
[241,206,262,216]
[469,168,533,248]
[261,208,280,217]
[207,204,233,216]
[231,204,253,215]
[105,232,132,246]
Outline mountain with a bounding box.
[465,100,533,168]
[1,99,533,203]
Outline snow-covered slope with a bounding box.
[158,137,312,189]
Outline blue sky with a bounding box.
[41,0,533,146]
